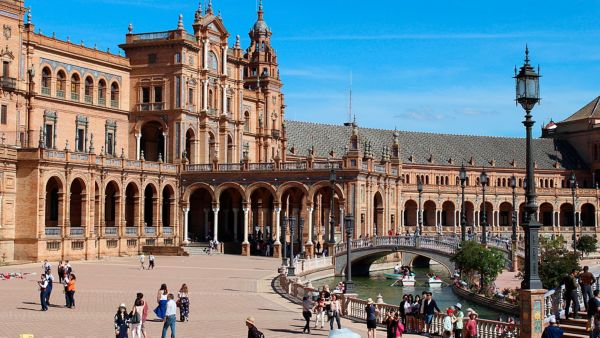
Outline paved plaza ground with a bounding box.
[0,255,418,338]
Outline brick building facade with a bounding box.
[0,0,597,262]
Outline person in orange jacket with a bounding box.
[65,274,76,308]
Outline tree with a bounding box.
[576,235,598,257]
[538,235,580,290]
[451,241,505,291]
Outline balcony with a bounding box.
[125,227,138,236]
[144,227,156,236]
[56,90,65,98]
[138,102,164,111]
[69,227,85,237]
[41,86,51,96]
[111,100,119,108]
[0,76,16,90]
[98,98,106,106]
[44,227,61,237]
[104,227,118,236]
[186,104,196,112]
[271,129,280,139]
[71,92,79,101]
[163,227,173,236]
[84,95,92,104]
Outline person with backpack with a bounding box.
[245,316,264,338]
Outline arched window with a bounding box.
[244,111,250,132]
[70,73,80,101]
[98,79,106,105]
[56,70,66,97]
[208,51,218,71]
[110,82,119,108]
[84,76,93,103]
[41,67,51,95]
[208,89,213,109]
[550,179,554,188]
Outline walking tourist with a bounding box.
[302,295,313,334]
[57,261,65,283]
[453,302,464,338]
[541,317,563,338]
[245,316,264,338]
[133,292,149,338]
[44,269,54,306]
[465,310,478,338]
[42,260,51,272]
[580,266,595,310]
[177,284,190,322]
[385,310,399,338]
[148,254,155,269]
[161,294,177,338]
[65,273,76,308]
[442,307,454,338]
[365,298,379,338]
[130,297,144,338]
[423,292,440,335]
[114,303,130,338]
[65,260,72,276]
[313,293,326,329]
[564,269,580,319]
[329,294,341,330]
[154,284,169,319]
[38,273,48,311]
[139,253,145,270]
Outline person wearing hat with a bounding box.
[114,303,130,338]
[365,298,380,338]
[442,307,454,338]
[453,303,464,338]
[464,311,478,338]
[245,316,264,338]
[541,317,563,338]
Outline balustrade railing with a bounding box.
[249,163,274,171]
[69,227,85,237]
[218,163,242,171]
[44,227,61,237]
[163,227,173,236]
[104,227,118,236]
[361,163,369,171]
[186,164,212,171]
[125,227,138,236]
[144,227,156,235]
[281,161,307,171]
[297,256,333,273]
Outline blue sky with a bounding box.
[27,0,600,137]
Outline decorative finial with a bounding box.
[94,44,97,50]
[66,36,70,43]
[52,32,56,39]
[177,14,184,30]
[158,153,163,163]
[107,47,110,53]
[128,23,133,34]
[1,133,5,145]
[65,139,70,151]
[38,28,42,35]
[235,35,240,48]
[81,40,84,46]
[89,134,94,153]
[207,0,213,14]
[27,9,32,24]
[100,146,104,156]
[140,150,145,161]
[525,44,529,63]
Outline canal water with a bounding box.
[314,265,503,320]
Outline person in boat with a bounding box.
[393,264,401,274]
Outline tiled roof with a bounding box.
[284,120,583,170]
[561,96,600,123]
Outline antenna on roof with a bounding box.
[344,71,353,126]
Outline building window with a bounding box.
[226,97,231,113]
[84,76,93,103]
[43,110,57,149]
[105,120,117,156]
[175,53,181,63]
[41,67,51,95]
[188,88,194,106]
[208,52,218,71]
[98,79,106,105]
[141,87,150,103]
[208,89,214,109]
[0,105,6,125]
[110,82,119,108]
[175,76,181,108]
[56,70,66,97]
[2,61,9,78]
[148,53,157,64]
[154,86,163,102]
[244,111,250,132]
[75,115,88,153]
[70,73,80,101]
[45,124,53,148]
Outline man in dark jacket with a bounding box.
[423,292,441,334]
[246,316,263,338]
[399,294,408,326]
[564,269,580,319]
[541,317,563,338]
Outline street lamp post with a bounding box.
[288,216,296,276]
[329,168,337,245]
[510,176,518,242]
[515,46,543,290]
[570,172,578,255]
[417,177,423,238]
[344,215,354,293]
[281,213,287,267]
[459,165,467,242]
[480,170,488,245]
[299,217,305,258]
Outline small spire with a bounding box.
[27,9,32,24]
[524,44,529,63]
[66,36,70,43]
[52,32,56,39]
[257,0,264,20]
[178,14,184,30]
[206,0,213,14]
[128,23,133,34]
[235,35,241,48]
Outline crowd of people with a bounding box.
[301,285,344,334]
[37,260,76,311]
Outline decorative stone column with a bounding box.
[305,207,314,258]
[273,207,281,258]
[183,207,189,245]
[213,207,219,242]
[519,289,546,338]
[135,133,141,160]
[241,207,250,256]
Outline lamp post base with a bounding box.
[241,242,251,256]
[519,288,546,338]
[273,242,281,258]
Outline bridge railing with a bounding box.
[297,256,333,273]
[345,297,519,337]
[334,235,457,256]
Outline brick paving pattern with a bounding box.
[0,255,419,338]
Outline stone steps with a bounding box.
[560,318,589,338]
[182,243,222,256]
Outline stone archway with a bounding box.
[280,185,308,257]
[423,200,436,228]
[581,203,595,227]
[143,184,157,227]
[162,185,175,227]
[373,191,384,237]
[69,178,86,227]
[249,187,275,255]
[441,201,455,227]
[125,182,139,228]
[404,200,417,228]
[188,187,213,242]
[218,187,245,245]
[45,177,63,228]
[140,121,164,162]
[185,128,195,163]
[539,202,554,227]
[104,181,119,227]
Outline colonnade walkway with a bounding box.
[0,255,420,337]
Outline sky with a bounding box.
[25,0,600,137]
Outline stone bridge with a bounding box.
[333,236,515,277]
